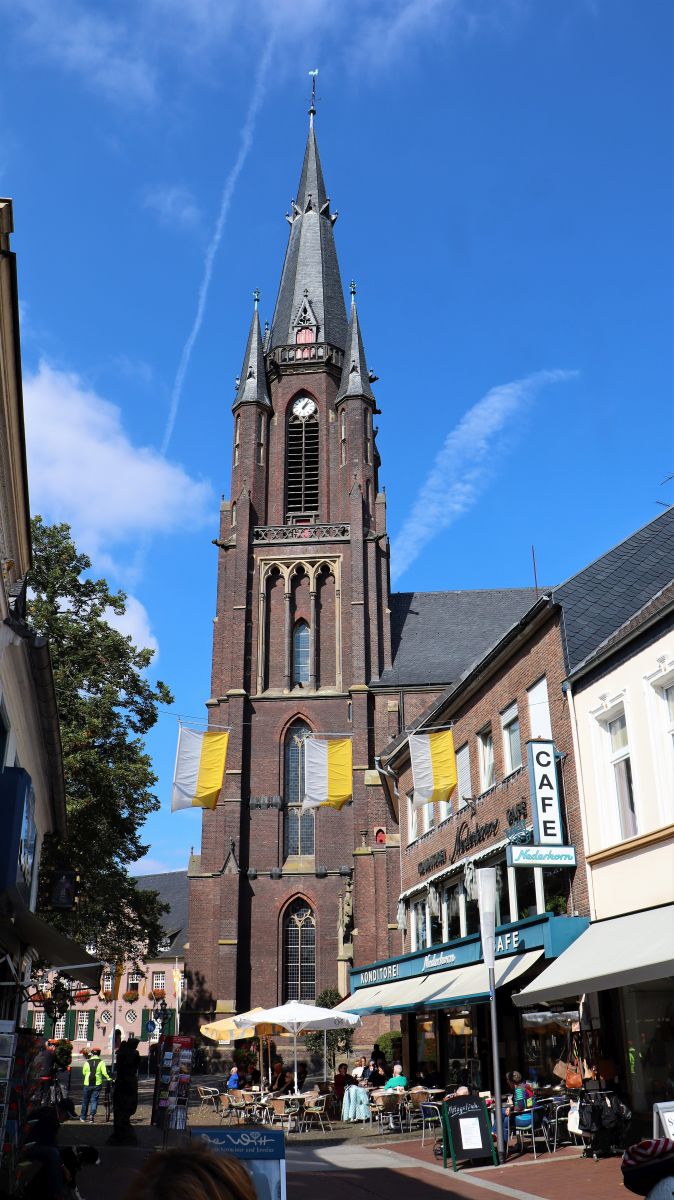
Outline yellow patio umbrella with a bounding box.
[200,1008,284,1083]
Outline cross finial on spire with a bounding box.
[350,280,357,301]
[253,288,260,310]
[308,69,318,128]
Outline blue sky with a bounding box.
[1,0,671,874]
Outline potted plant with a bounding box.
[101,990,113,1002]
[74,990,91,1004]
[123,991,139,1003]
[149,989,165,1001]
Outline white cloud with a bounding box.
[0,0,512,107]
[106,595,159,655]
[23,360,212,561]
[390,369,578,583]
[142,185,201,231]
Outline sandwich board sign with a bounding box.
[192,1126,287,1200]
[441,1096,497,1172]
[653,1101,674,1139]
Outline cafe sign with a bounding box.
[508,845,576,867]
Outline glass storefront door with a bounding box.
[622,980,674,1114]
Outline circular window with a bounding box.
[101,1009,112,1023]
[125,1009,137,1024]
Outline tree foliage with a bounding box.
[303,987,354,1073]
[28,517,172,963]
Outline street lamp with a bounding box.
[153,997,169,1037]
[477,867,505,1164]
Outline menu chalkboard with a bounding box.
[441,1096,497,1172]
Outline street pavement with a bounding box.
[59,1114,626,1200]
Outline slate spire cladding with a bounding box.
[336,289,375,403]
[269,123,348,351]
[233,297,270,410]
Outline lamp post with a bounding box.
[476,867,505,1164]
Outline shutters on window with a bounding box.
[87,1011,95,1040]
[65,1011,76,1040]
[140,1009,150,1042]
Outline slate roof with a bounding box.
[136,870,189,959]
[375,588,540,687]
[233,307,270,410]
[336,297,375,403]
[269,126,348,351]
[553,506,674,674]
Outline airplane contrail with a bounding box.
[161,33,276,455]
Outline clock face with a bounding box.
[292,396,317,419]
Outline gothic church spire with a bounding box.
[269,122,347,351]
[233,295,270,409]
[336,286,375,403]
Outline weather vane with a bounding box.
[308,69,318,126]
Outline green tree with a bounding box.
[28,517,172,962]
[303,988,354,1074]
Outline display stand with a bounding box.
[441,1096,498,1172]
[0,1026,42,1192]
[151,1035,193,1134]
[191,1126,286,1200]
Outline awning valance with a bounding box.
[338,950,543,1016]
[2,906,101,989]
[513,905,674,1007]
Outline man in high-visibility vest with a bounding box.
[79,1046,111,1123]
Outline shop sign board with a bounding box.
[507,845,576,868]
[193,1127,287,1200]
[528,740,563,844]
[653,1101,674,1139]
[441,1096,497,1171]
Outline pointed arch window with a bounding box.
[283,898,316,1002]
[284,719,314,857]
[293,620,310,687]
[256,411,265,465]
[231,501,237,527]
[296,326,314,345]
[286,398,319,520]
[234,414,240,466]
[340,410,347,465]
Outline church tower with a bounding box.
[186,107,399,1020]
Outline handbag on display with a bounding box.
[553,1058,568,1081]
[566,1059,584,1090]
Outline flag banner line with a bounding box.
[302,736,353,810]
[409,729,458,808]
[171,726,229,812]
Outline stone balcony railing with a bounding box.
[267,342,344,370]
[253,523,350,544]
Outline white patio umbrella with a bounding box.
[232,1000,361,1093]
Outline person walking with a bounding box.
[79,1046,110,1123]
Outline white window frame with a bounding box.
[419,800,435,836]
[527,676,552,741]
[128,971,142,990]
[644,656,674,826]
[75,1011,90,1041]
[590,694,640,846]
[501,702,522,776]
[33,1009,46,1034]
[53,1015,66,1039]
[102,972,113,992]
[455,742,471,811]
[152,971,166,992]
[406,793,418,845]
[410,896,429,951]
[477,726,495,792]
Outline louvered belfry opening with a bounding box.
[286,406,319,520]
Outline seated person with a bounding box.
[366,1060,387,1089]
[296,1063,308,1092]
[444,1084,470,1101]
[505,1071,533,1114]
[342,1077,371,1122]
[351,1056,368,1080]
[277,1069,296,1096]
[384,1064,408,1090]
[270,1059,285,1090]
[333,1063,353,1103]
[226,1065,240,1090]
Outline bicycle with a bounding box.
[103,1080,114,1122]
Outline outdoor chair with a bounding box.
[217,1094,233,1123]
[372,1090,405,1134]
[301,1094,333,1133]
[548,1101,571,1152]
[420,1101,442,1145]
[406,1087,430,1131]
[196,1085,220,1114]
[512,1104,550,1158]
[268,1096,302,1133]
[227,1093,249,1124]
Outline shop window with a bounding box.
[622,982,674,1115]
[284,719,314,858]
[527,676,552,740]
[416,1017,437,1073]
[411,899,428,950]
[477,726,495,791]
[464,889,480,936]
[283,898,316,1002]
[516,866,538,919]
[443,882,462,941]
[501,702,522,774]
[543,864,570,915]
